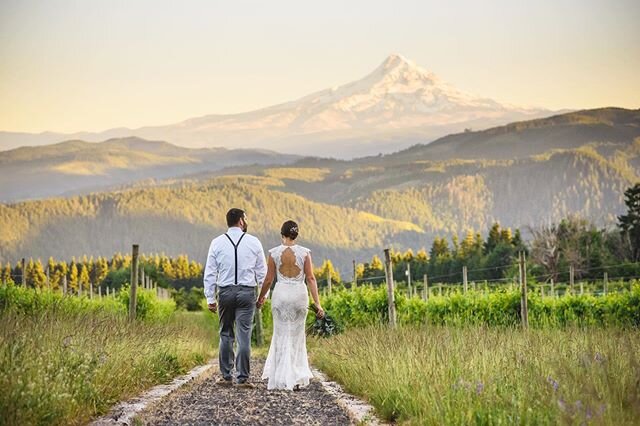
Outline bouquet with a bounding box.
[307,304,342,337]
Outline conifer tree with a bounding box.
[485,223,502,253]
[370,255,384,271]
[33,259,47,288]
[2,262,12,284]
[313,259,341,283]
[416,249,429,262]
[79,264,90,292]
[69,262,79,291]
[618,183,640,261]
[189,260,202,278]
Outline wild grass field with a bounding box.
[0,285,218,426]
[311,326,640,425]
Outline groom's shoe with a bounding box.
[236,379,254,389]
[216,377,233,387]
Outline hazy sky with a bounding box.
[1,0,638,133]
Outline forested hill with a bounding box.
[1,107,639,272]
[0,137,299,202]
[366,107,640,164]
[0,176,423,270]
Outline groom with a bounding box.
[204,208,267,387]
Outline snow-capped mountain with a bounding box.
[0,55,552,158]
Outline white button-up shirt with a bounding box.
[203,227,267,304]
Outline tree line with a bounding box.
[355,184,640,286]
[6,183,640,292]
[1,253,203,291]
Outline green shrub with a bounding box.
[117,287,176,321]
[320,281,640,328]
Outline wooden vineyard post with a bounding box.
[352,260,358,289]
[327,269,332,296]
[254,287,264,346]
[46,265,50,290]
[21,258,26,287]
[423,274,429,301]
[519,251,529,329]
[90,281,94,299]
[580,281,584,295]
[550,278,555,298]
[463,266,468,293]
[439,283,443,296]
[384,249,397,328]
[98,285,102,298]
[406,263,412,298]
[569,265,575,294]
[129,244,139,322]
[63,275,68,296]
[523,251,529,327]
[604,272,608,295]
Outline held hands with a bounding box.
[256,295,266,309]
[207,302,217,313]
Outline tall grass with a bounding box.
[0,285,218,425]
[311,326,640,425]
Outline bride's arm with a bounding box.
[257,255,276,307]
[304,253,324,318]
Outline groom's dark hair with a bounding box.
[226,208,245,227]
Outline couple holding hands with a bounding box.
[204,208,325,391]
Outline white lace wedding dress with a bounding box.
[262,244,314,390]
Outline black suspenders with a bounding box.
[224,232,246,285]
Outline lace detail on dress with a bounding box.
[262,244,313,390]
[268,245,310,283]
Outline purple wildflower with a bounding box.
[594,352,605,363]
[557,398,566,411]
[547,376,560,392]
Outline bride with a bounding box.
[256,220,325,390]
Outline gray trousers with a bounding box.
[217,285,255,381]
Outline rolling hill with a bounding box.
[0,137,299,202]
[0,176,423,272]
[1,108,638,273]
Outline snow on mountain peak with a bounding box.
[89,54,550,158]
[380,53,412,69]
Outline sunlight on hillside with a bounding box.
[50,152,197,176]
[264,167,331,182]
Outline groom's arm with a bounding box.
[254,244,267,283]
[254,242,268,296]
[203,240,219,305]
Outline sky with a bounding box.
[0,0,638,133]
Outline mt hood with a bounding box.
[0,55,551,158]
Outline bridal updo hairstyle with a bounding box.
[281,220,299,240]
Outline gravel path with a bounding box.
[138,358,353,425]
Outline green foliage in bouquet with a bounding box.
[307,304,343,337]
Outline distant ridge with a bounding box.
[0,137,299,202]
